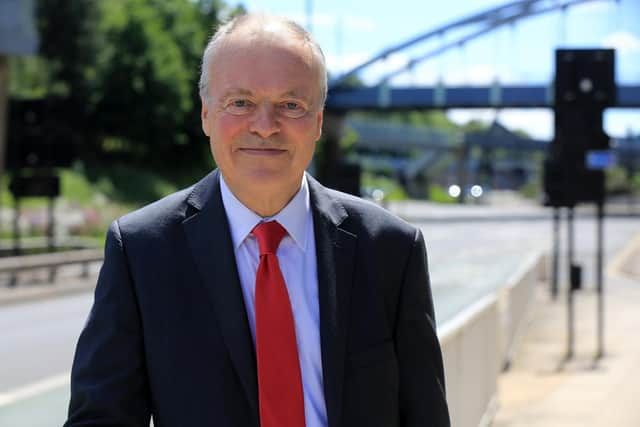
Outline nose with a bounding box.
[248,102,280,139]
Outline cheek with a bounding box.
[211,115,246,142]
[290,116,322,140]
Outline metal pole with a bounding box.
[596,201,605,359]
[13,196,20,256]
[47,196,55,251]
[566,206,575,360]
[10,196,20,287]
[552,207,560,299]
[48,195,57,282]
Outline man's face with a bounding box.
[201,32,324,203]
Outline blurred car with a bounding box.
[448,184,487,202]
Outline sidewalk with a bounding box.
[0,268,98,306]
[492,234,640,427]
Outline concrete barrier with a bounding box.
[438,250,545,427]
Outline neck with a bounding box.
[223,175,303,218]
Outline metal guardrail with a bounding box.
[0,249,104,286]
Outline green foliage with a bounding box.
[93,0,199,158]
[8,0,238,171]
[460,119,489,133]
[361,173,408,201]
[0,174,13,207]
[428,184,457,204]
[519,178,541,199]
[340,126,360,154]
[60,168,98,205]
[0,163,213,244]
[633,171,640,195]
[606,166,632,195]
[81,161,210,206]
[512,128,532,139]
[35,0,100,99]
[8,56,50,99]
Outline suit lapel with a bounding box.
[181,170,259,425]
[308,176,357,427]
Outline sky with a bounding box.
[226,0,640,140]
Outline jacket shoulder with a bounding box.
[324,187,417,240]
[116,184,195,238]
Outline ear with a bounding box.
[201,97,211,137]
[315,109,324,140]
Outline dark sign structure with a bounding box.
[544,48,615,361]
[7,99,76,170]
[9,175,60,198]
[544,49,615,207]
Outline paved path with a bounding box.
[492,233,640,427]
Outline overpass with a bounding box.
[319,0,640,190]
[327,84,640,111]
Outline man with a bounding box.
[65,13,450,427]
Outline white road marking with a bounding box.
[0,372,69,407]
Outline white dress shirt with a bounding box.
[219,173,328,427]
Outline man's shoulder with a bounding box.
[312,181,417,239]
[116,185,194,235]
[115,170,216,237]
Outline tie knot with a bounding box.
[252,221,287,255]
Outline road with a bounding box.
[1,212,638,426]
[0,294,91,426]
[421,214,638,324]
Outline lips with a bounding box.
[239,148,286,155]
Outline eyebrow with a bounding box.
[219,88,312,102]
[219,88,253,103]
[280,90,311,100]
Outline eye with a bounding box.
[224,98,254,115]
[279,100,308,118]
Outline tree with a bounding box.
[35,0,99,100]
[93,0,199,162]
[10,0,244,170]
[92,0,248,167]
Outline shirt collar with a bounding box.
[219,173,310,251]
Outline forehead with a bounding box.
[209,28,320,98]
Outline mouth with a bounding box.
[238,148,287,156]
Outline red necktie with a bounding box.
[252,221,306,427]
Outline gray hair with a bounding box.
[198,13,328,108]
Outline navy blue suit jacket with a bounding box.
[65,170,450,427]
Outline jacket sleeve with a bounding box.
[395,228,450,427]
[65,220,151,427]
